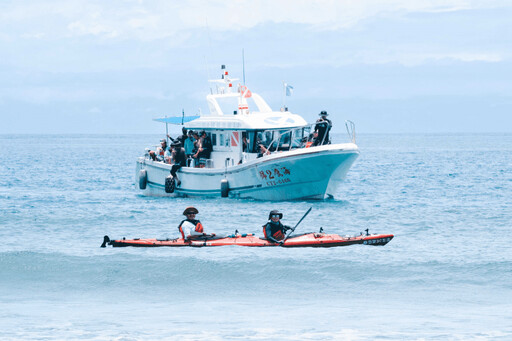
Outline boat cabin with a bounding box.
[181,70,310,168]
[152,65,315,169]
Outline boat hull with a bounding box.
[104,232,394,248]
[136,143,359,201]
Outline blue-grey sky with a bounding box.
[1,0,511,134]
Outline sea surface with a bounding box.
[0,133,511,340]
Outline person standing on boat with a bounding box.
[193,131,212,162]
[170,142,187,186]
[263,210,292,244]
[200,131,212,159]
[168,127,188,148]
[313,111,332,146]
[192,131,203,160]
[184,130,195,158]
[178,207,215,240]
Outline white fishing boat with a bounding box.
[135,65,359,201]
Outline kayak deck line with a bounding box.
[101,231,394,248]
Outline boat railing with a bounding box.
[261,122,333,155]
[345,120,356,143]
[145,148,215,169]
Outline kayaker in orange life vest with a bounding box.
[263,210,292,244]
[177,206,215,240]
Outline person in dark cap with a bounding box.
[169,141,187,186]
[313,110,332,146]
[262,210,292,244]
[177,207,215,240]
[168,127,188,148]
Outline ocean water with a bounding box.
[0,133,511,340]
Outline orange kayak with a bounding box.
[102,232,394,248]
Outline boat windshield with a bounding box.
[255,126,311,152]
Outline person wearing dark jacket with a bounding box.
[263,210,292,244]
[313,111,332,146]
[168,127,188,148]
[200,131,212,159]
[170,142,187,186]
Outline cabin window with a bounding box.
[211,133,217,146]
[247,131,257,153]
[253,128,307,151]
[219,133,230,147]
[291,128,304,148]
[277,130,291,151]
[256,130,274,147]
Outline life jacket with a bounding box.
[305,141,313,148]
[178,219,204,239]
[263,222,285,241]
[157,146,166,156]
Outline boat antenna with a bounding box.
[205,17,214,93]
[181,109,184,125]
[165,115,169,144]
[204,55,212,94]
[282,81,285,111]
[242,48,246,86]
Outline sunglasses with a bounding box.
[271,214,280,218]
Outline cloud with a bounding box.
[1,0,510,41]
[0,0,510,73]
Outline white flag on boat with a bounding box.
[285,83,294,96]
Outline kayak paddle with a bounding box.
[282,207,312,243]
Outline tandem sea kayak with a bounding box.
[101,230,394,248]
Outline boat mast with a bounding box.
[165,115,169,144]
[242,48,246,86]
[282,81,285,111]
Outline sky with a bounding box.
[0,0,511,134]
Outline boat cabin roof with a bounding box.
[185,92,307,131]
[185,111,307,131]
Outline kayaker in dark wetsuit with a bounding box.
[263,210,292,244]
[177,206,215,240]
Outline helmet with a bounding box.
[268,210,283,220]
[183,206,199,215]
[319,110,328,116]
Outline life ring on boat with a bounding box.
[165,175,175,193]
[139,169,147,190]
[220,179,229,197]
